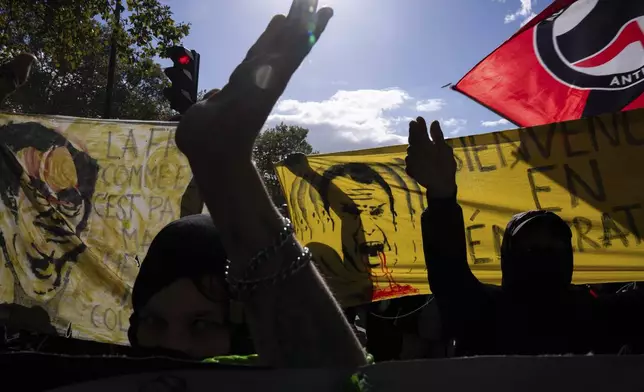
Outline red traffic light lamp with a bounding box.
[178,55,191,65]
[163,46,200,114]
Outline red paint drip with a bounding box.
[371,251,420,301]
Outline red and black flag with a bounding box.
[454,0,644,127]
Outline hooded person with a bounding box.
[407,117,644,356]
[420,202,605,355]
[403,117,620,355]
[128,214,254,360]
[500,210,574,298]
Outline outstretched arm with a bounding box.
[421,193,480,296]
[177,1,365,368]
[193,160,366,367]
[406,118,481,294]
[406,118,484,331]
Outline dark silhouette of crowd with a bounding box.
[2,0,644,369]
[406,117,644,358]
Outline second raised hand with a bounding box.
[405,117,457,199]
[176,0,333,166]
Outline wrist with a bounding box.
[426,188,458,203]
[189,154,254,176]
[190,156,283,261]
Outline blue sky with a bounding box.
[160,0,548,153]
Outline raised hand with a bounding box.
[176,0,333,166]
[405,117,457,199]
[172,4,368,368]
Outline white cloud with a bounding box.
[481,118,510,127]
[441,118,467,135]
[416,98,446,112]
[267,88,413,152]
[520,12,537,26]
[442,118,467,127]
[504,0,536,25]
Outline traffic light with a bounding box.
[163,46,200,114]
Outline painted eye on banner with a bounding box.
[18,147,43,178]
[17,146,79,193]
[41,146,78,192]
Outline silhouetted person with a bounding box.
[128,215,253,359]
[173,0,367,368]
[405,117,644,356]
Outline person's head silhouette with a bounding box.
[500,210,573,297]
[129,214,252,359]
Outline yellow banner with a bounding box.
[0,113,191,344]
[275,109,644,306]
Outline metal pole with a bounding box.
[192,49,200,102]
[104,0,121,119]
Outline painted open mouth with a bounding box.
[359,242,385,267]
[359,241,384,256]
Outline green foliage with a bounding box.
[253,123,317,205]
[0,0,189,120]
[0,0,189,70]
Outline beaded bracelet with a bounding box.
[225,217,312,293]
[226,246,312,293]
[243,217,295,277]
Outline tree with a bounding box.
[0,0,189,120]
[253,123,317,205]
[4,27,174,120]
[0,0,189,70]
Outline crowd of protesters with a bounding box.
[2,0,644,369]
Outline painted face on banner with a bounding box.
[330,178,396,274]
[0,122,98,300]
[322,162,420,301]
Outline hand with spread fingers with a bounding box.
[176,1,333,166]
[405,117,457,199]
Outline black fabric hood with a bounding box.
[128,214,229,348]
[501,210,572,256]
[131,214,228,313]
[500,210,573,292]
